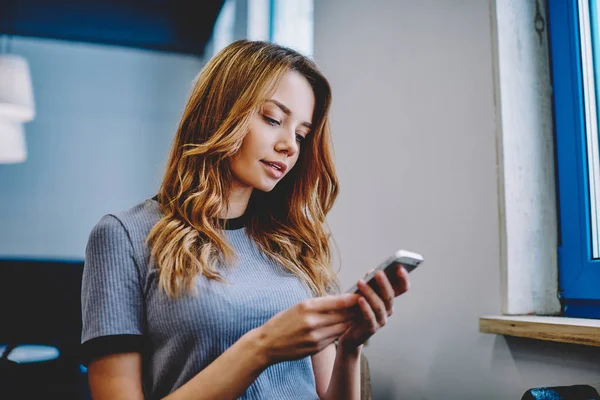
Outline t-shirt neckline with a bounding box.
[150,195,248,230]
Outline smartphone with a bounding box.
[345,249,424,294]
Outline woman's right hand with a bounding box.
[252,294,360,364]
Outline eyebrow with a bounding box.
[265,99,313,129]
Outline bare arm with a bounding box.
[311,344,336,398]
[312,343,361,400]
[88,352,145,400]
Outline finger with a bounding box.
[318,309,358,327]
[321,320,353,340]
[304,320,353,349]
[394,266,411,296]
[357,296,378,333]
[357,280,387,326]
[373,271,395,315]
[310,294,360,313]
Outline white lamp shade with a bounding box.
[0,55,35,122]
[0,118,27,163]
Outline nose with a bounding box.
[275,130,299,157]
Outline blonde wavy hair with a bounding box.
[147,40,340,298]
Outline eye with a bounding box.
[263,115,280,126]
[296,134,306,143]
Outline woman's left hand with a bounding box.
[337,265,410,353]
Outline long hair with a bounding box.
[147,40,340,298]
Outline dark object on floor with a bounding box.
[521,385,600,400]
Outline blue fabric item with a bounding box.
[81,198,319,399]
[521,385,600,400]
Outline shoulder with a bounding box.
[86,197,163,271]
[89,198,162,246]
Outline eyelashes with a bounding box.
[262,115,307,143]
[263,115,280,126]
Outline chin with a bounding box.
[254,182,278,192]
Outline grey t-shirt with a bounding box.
[81,198,319,399]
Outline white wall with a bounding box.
[0,37,204,259]
[315,0,600,399]
[493,0,560,315]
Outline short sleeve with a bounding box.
[80,214,145,364]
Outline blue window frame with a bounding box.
[548,0,600,317]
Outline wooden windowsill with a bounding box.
[479,315,600,347]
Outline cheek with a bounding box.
[233,135,254,165]
[230,132,261,181]
[238,126,262,156]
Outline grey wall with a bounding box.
[314,0,600,399]
[0,37,204,259]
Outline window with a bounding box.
[270,0,314,56]
[209,0,314,58]
[548,0,600,317]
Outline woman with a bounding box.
[81,40,410,400]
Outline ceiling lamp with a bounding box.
[0,54,35,122]
[0,52,35,164]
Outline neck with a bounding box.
[224,182,253,219]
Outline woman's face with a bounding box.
[231,70,315,192]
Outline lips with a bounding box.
[261,160,287,173]
[260,160,287,179]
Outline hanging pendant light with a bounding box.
[0,54,35,122]
[0,118,27,164]
[0,46,35,164]
[0,7,35,163]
